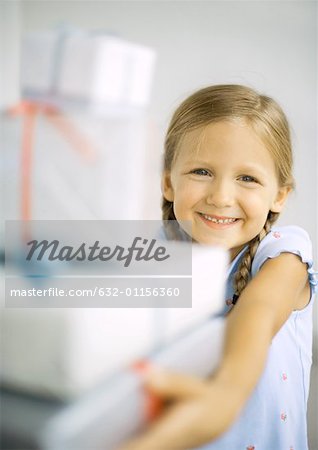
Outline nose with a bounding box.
[206,179,234,208]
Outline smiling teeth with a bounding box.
[201,214,237,224]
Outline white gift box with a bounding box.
[2,111,161,222]
[1,307,155,398]
[31,113,155,220]
[21,30,156,108]
[20,31,58,94]
[2,318,226,450]
[1,246,227,398]
[58,34,156,107]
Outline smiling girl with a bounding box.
[120,85,317,450]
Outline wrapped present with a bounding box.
[42,318,226,450]
[2,26,158,237]
[1,317,226,450]
[2,102,161,224]
[1,245,227,398]
[21,29,156,109]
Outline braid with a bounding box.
[232,211,279,304]
[162,198,183,241]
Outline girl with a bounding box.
[120,85,317,450]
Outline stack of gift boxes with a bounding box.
[4,28,158,223]
[2,29,226,449]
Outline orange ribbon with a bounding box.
[8,100,97,224]
[131,360,163,423]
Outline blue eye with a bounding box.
[190,168,211,176]
[239,175,258,183]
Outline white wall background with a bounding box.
[1,0,317,446]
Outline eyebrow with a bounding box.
[236,164,269,175]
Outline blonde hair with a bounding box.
[162,84,294,302]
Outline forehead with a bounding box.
[176,119,274,167]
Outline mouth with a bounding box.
[197,212,240,227]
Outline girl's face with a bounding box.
[162,120,290,260]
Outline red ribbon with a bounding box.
[7,100,97,224]
[131,360,163,423]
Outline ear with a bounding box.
[271,186,292,213]
[161,171,174,202]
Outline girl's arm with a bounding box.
[119,253,309,450]
[215,252,309,396]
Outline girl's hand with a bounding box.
[117,368,243,450]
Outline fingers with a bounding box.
[118,396,212,450]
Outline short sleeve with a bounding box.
[251,225,317,295]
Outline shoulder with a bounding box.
[251,225,316,290]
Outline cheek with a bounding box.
[241,192,271,216]
[174,180,204,205]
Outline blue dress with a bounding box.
[196,225,317,450]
